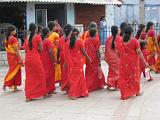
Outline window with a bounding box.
[35,9,47,27]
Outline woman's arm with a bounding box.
[136,48,149,67]
[48,48,56,63]
[38,41,43,52]
[96,50,101,67]
[80,48,91,63]
[13,45,23,64]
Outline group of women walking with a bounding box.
[105,22,160,100]
[3,20,160,101]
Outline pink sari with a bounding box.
[117,38,140,100]
[105,35,122,88]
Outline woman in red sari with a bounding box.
[58,24,73,92]
[146,22,157,66]
[3,25,23,92]
[105,26,122,90]
[135,24,147,41]
[84,22,106,92]
[41,27,56,94]
[25,23,48,102]
[117,26,149,100]
[64,28,91,100]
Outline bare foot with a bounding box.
[136,92,144,96]
[69,97,77,100]
[107,86,116,91]
[3,85,6,91]
[13,89,22,92]
[62,91,68,95]
[43,94,52,99]
[25,99,33,102]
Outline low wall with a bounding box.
[0,46,105,66]
[0,50,25,66]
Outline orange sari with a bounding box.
[147,29,156,66]
[48,32,61,83]
[4,36,22,88]
[155,35,160,73]
[105,35,122,88]
[117,38,140,100]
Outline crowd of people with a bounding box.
[2,20,160,102]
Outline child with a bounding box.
[139,42,153,81]
[155,33,160,73]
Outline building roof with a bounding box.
[0,0,122,5]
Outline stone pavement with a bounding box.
[0,61,160,120]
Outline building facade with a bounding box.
[0,0,121,50]
[106,0,160,26]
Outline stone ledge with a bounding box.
[0,46,105,66]
[0,50,25,66]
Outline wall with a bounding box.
[106,5,115,27]
[75,4,105,30]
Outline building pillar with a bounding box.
[139,0,145,24]
[66,4,75,25]
[105,5,115,27]
[26,2,35,29]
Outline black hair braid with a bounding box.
[111,26,118,49]
[69,28,79,49]
[29,23,37,50]
[123,26,133,42]
[41,27,49,40]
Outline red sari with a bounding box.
[59,36,69,91]
[147,29,156,66]
[85,36,106,92]
[117,38,140,100]
[64,40,88,98]
[41,38,55,93]
[139,49,149,75]
[105,35,122,88]
[4,36,21,88]
[25,35,47,99]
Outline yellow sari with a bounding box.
[4,37,22,88]
[48,32,61,83]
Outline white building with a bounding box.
[106,0,160,26]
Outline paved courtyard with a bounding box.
[0,61,160,120]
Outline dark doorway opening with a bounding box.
[35,4,66,27]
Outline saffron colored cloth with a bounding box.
[4,36,22,87]
[105,35,122,88]
[48,32,61,83]
[58,36,69,91]
[117,38,140,100]
[25,35,47,99]
[84,36,106,92]
[147,29,156,66]
[64,40,88,98]
[155,34,160,72]
[41,38,55,93]
[155,50,160,73]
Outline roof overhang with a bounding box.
[0,0,122,5]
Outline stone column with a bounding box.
[139,0,145,24]
[26,2,35,29]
